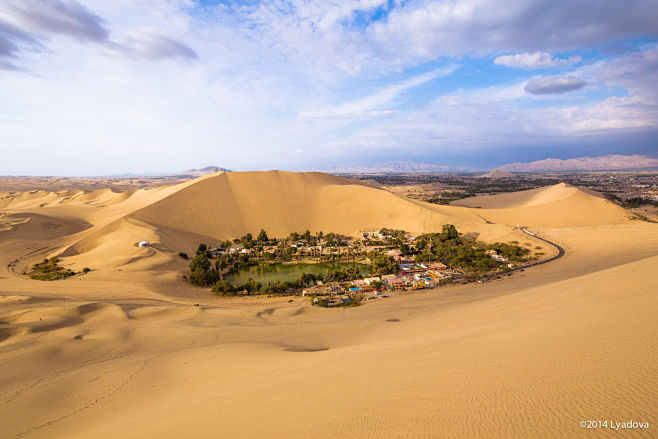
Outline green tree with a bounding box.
[303,230,311,242]
[188,252,219,286]
[239,278,261,294]
[325,233,337,246]
[211,280,235,296]
[296,272,318,287]
[196,243,207,255]
[241,233,254,248]
[368,252,399,276]
[189,267,219,287]
[257,229,269,242]
[440,224,459,242]
[189,253,211,272]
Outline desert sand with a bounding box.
[1,172,656,438]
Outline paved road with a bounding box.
[469,227,565,283]
[518,227,565,269]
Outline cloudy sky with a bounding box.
[1,0,657,175]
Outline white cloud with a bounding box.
[367,0,658,64]
[109,31,198,61]
[306,65,459,118]
[494,52,581,69]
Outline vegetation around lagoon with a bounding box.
[184,224,530,296]
[413,225,529,274]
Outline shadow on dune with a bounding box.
[256,308,276,318]
[0,328,18,343]
[284,347,329,352]
[31,316,84,333]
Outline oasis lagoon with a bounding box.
[225,262,371,285]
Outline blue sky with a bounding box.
[1,0,657,175]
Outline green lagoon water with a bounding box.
[225,262,371,284]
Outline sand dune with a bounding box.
[1,172,655,438]
[129,171,485,239]
[452,183,630,227]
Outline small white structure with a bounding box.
[486,249,508,263]
[363,276,381,285]
[138,241,151,247]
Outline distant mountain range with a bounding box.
[317,154,658,174]
[104,155,656,178]
[171,166,231,177]
[319,161,480,174]
[498,155,658,172]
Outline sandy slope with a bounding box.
[1,173,656,438]
[129,170,484,239]
[452,183,630,227]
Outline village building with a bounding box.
[362,276,381,285]
[302,285,334,296]
[428,262,449,271]
[486,249,508,263]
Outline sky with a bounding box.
[1,0,658,175]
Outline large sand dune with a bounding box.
[129,171,483,239]
[452,183,630,227]
[1,172,656,438]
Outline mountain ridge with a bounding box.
[498,154,658,172]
